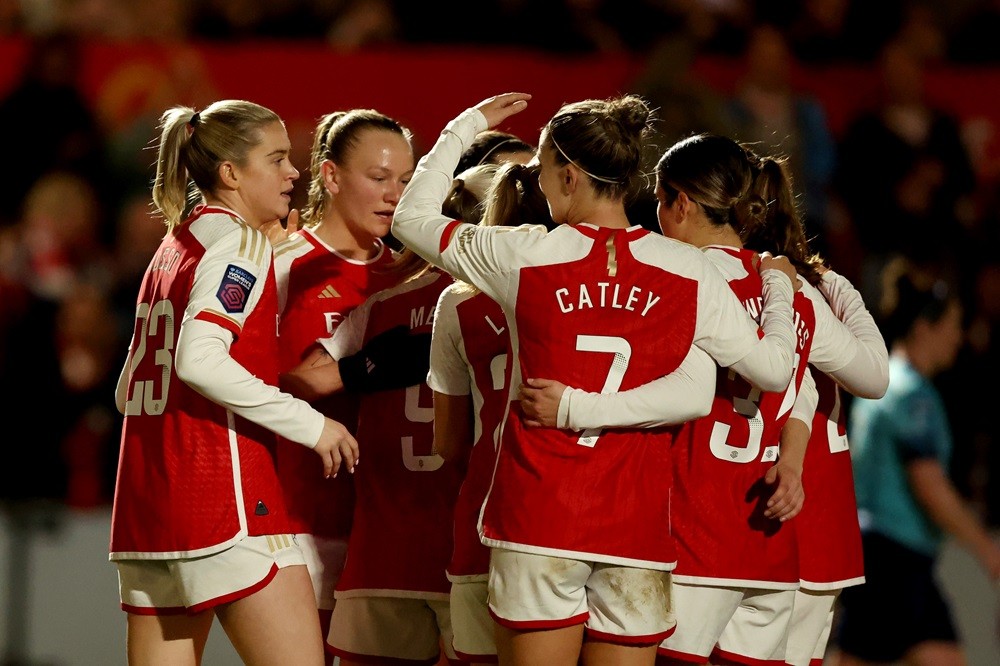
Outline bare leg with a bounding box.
[582,638,657,666]
[496,623,584,666]
[126,611,213,666]
[216,564,325,666]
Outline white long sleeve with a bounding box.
[723,267,796,392]
[556,345,716,430]
[175,318,325,448]
[817,269,889,399]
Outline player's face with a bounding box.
[928,300,964,372]
[536,144,568,225]
[329,128,414,243]
[234,121,299,226]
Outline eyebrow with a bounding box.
[266,148,290,158]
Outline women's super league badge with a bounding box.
[217,264,257,313]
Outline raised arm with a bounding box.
[392,93,531,278]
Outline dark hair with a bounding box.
[656,133,823,285]
[880,263,958,344]
[301,109,413,227]
[455,130,534,175]
[540,95,653,200]
[152,100,281,229]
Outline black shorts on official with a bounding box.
[835,531,958,662]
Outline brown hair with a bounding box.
[539,94,653,201]
[656,133,823,285]
[300,109,413,228]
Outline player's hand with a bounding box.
[313,417,359,478]
[763,460,804,521]
[758,252,801,292]
[262,208,299,246]
[474,93,531,130]
[518,378,565,428]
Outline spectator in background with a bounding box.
[723,24,837,258]
[833,37,977,306]
[0,32,108,232]
[834,262,1000,666]
[949,0,1000,62]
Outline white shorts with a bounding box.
[327,596,456,663]
[450,575,497,662]
[784,589,838,666]
[488,548,674,644]
[296,534,348,610]
[658,583,795,665]
[116,534,305,614]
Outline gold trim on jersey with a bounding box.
[605,235,618,277]
[236,224,268,268]
[203,308,242,328]
[272,234,309,258]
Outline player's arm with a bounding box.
[909,458,1000,580]
[393,93,530,280]
[519,345,716,430]
[815,268,889,399]
[694,255,796,393]
[433,391,473,461]
[763,368,817,521]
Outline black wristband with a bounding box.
[337,352,370,393]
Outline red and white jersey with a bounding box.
[795,372,865,590]
[670,246,816,588]
[428,283,511,579]
[393,108,795,570]
[112,205,298,559]
[319,269,464,598]
[272,228,399,538]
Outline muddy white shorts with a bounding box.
[488,548,674,645]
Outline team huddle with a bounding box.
[110,92,889,666]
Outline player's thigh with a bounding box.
[125,611,214,666]
[216,564,325,666]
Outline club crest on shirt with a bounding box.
[217,264,256,313]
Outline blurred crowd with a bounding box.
[1,0,999,529]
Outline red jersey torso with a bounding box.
[273,229,398,538]
[670,246,815,588]
[111,206,291,559]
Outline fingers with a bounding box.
[476,93,532,127]
[286,208,300,235]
